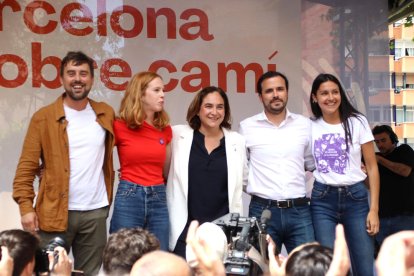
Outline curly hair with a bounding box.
[102,227,160,274]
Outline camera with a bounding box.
[34,236,66,275]
[213,211,271,275]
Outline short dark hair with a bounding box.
[256,71,289,94]
[372,125,399,144]
[285,244,335,276]
[186,86,232,130]
[102,227,160,274]
[0,229,39,276]
[60,51,95,78]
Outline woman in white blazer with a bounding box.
[167,86,248,257]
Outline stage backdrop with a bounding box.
[1,0,389,230]
[0,0,303,229]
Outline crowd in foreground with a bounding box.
[1,222,414,276]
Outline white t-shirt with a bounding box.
[311,115,373,185]
[239,110,315,200]
[64,103,108,210]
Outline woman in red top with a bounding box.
[109,71,172,251]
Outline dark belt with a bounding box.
[252,195,310,208]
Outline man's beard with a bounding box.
[266,98,286,114]
[65,82,90,101]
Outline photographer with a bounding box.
[0,229,72,276]
[47,247,73,276]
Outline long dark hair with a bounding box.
[309,73,363,151]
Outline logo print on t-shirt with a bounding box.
[314,133,349,175]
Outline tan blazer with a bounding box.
[13,94,115,231]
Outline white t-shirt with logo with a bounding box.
[311,115,373,186]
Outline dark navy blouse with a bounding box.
[187,129,229,223]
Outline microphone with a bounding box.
[260,209,271,233]
[259,209,272,261]
[234,224,251,251]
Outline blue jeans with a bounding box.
[110,180,169,251]
[376,214,414,247]
[311,181,374,276]
[249,196,314,253]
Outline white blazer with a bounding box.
[167,125,248,251]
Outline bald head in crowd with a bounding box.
[130,250,191,276]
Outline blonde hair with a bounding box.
[119,71,170,129]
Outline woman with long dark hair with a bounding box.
[309,73,379,276]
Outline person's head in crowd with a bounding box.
[186,86,232,130]
[0,229,39,276]
[284,244,334,276]
[268,224,351,276]
[102,227,160,275]
[186,222,228,267]
[372,125,399,155]
[185,220,226,276]
[130,250,191,276]
[119,71,170,129]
